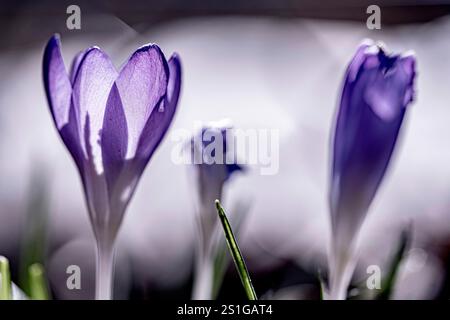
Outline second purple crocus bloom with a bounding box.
[328,40,416,299]
[43,34,181,299]
[190,122,243,299]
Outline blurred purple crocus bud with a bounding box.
[190,120,243,299]
[43,34,181,299]
[328,40,416,299]
[192,121,242,214]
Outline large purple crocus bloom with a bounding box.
[43,34,181,299]
[328,41,416,299]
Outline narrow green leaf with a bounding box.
[28,263,50,300]
[212,200,250,299]
[19,168,49,295]
[215,200,257,300]
[377,224,412,300]
[317,269,327,300]
[0,256,12,300]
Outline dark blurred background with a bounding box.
[1,1,450,49]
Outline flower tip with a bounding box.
[133,43,167,60]
[52,33,61,39]
[45,34,62,52]
[47,33,61,43]
[360,40,390,58]
[360,38,375,47]
[88,45,103,53]
[82,46,111,63]
[364,43,383,55]
[169,52,182,66]
[402,50,416,58]
[136,42,157,52]
[375,40,387,51]
[126,43,170,77]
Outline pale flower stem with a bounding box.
[328,245,356,300]
[95,240,115,300]
[192,254,213,300]
[329,262,349,300]
[191,198,216,300]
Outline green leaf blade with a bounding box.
[0,256,12,300]
[28,263,50,300]
[215,200,257,300]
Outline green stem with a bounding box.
[215,200,257,300]
[0,256,12,300]
[377,226,411,300]
[28,263,50,300]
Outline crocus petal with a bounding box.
[346,40,372,83]
[72,47,118,172]
[82,115,110,236]
[116,44,169,158]
[167,54,182,106]
[101,84,128,196]
[134,53,181,164]
[226,163,243,177]
[330,43,416,247]
[194,124,243,185]
[101,53,181,217]
[69,49,90,85]
[58,100,84,172]
[43,34,71,130]
[43,35,84,171]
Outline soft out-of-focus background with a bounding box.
[1,0,450,299]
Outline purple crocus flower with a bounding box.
[192,123,242,204]
[43,34,181,299]
[190,121,243,299]
[328,40,416,299]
